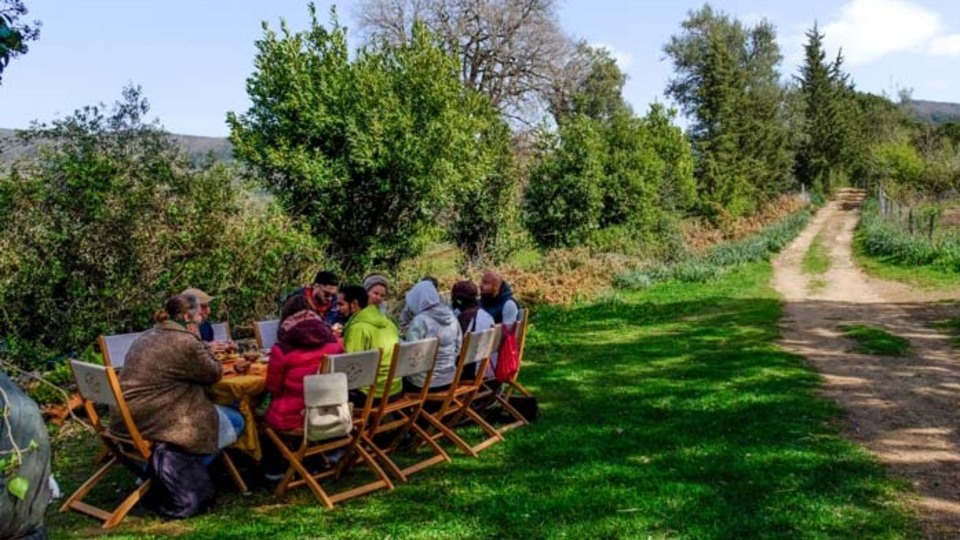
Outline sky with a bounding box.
[1,0,958,137]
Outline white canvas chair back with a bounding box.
[211,322,231,342]
[462,326,498,366]
[98,331,144,369]
[303,373,349,407]
[255,319,280,352]
[393,338,440,379]
[326,350,381,390]
[70,360,120,408]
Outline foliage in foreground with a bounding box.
[0,88,321,368]
[46,262,914,539]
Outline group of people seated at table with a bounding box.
[116,269,520,492]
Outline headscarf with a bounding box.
[276,309,336,354]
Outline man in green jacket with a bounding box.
[337,285,401,399]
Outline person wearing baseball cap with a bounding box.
[181,287,216,342]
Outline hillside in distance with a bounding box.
[0,128,233,164]
[905,99,960,124]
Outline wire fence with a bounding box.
[875,187,941,239]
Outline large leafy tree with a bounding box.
[229,6,495,274]
[664,4,793,217]
[0,0,40,83]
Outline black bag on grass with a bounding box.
[147,443,215,519]
[507,395,539,422]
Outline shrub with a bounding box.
[614,207,811,289]
[0,88,321,368]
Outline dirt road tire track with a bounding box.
[773,188,960,538]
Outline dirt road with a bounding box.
[773,188,960,538]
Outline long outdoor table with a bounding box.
[210,363,267,460]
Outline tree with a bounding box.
[447,97,519,265]
[795,23,859,194]
[527,44,696,251]
[0,87,320,366]
[547,43,630,127]
[356,0,570,123]
[229,6,494,275]
[664,4,793,216]
[0,0,40,83]
[524,117,605,248]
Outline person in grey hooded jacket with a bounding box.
[402,280,462,391]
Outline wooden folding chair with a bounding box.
[97,331,144,369]
[254,319,279,353]
[60,360,153,529]
[211,322,231,342]
[62,361,251,529]
[265,349,394,507]
[501,309,534,399]
[363,338,451,481]
[419,327,503,457]
[477,309,533,434]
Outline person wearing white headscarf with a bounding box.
[402,280,462,391]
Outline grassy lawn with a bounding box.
[46,262,915,539]
[840,325,911,356]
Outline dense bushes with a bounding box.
[0,88,321,367]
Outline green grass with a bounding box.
[47,262,915,539]
[802,233,831,275]
[854,243,960,290]
[840,325,911,356]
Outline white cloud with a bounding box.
[823,0,942,64]
[591,42,634,69]
[928,34,960,57]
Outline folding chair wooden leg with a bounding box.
[395,423,452,477]
[265,428,335,507]
[327,445,394,504]
[421,410,479,457]
[492,392,529,434]
[459,407,504,453]
[60,455,152,529]
[220,451,249,494]
[363,434,407,482]
[503,379,533,398]
[366,418,453,481]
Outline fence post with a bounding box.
[908,208,914,234]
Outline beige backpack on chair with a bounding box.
[303,373,353,442]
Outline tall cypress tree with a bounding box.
[796,23,858,193]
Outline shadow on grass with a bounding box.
[46,286,916,539]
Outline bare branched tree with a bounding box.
[356,0,572,124]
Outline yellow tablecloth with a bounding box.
[211,372,266,460]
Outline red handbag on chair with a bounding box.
[495,324,520,383]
